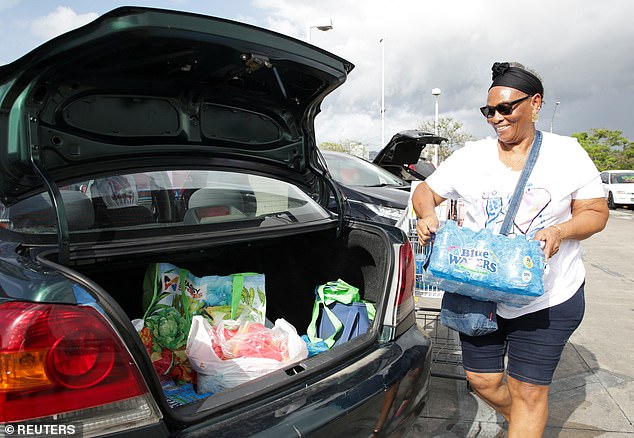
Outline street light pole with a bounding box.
[306,18,333,43]
[550,101,560,133]
[431,88,441,167]
[380,38,385,146]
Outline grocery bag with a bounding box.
[425,220,545,307]
[186,315,308,393]
[306,279,375,348]
[138,263,266,385]
[142,263,266,324]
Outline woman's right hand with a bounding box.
[416,215,439,245]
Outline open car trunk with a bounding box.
[58,222,394,416]
[0,7,430,434]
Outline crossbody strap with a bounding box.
[500,130,543,236]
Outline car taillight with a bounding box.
[390,240,417,332]
[0,301,149,423]
[397,241,416,306]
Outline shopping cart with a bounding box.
[415,307,465,380]
[408,207,466,381]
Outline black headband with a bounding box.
[489,62,544,97]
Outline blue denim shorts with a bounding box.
[459,282,585,385]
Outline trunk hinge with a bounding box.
[27,114,70,265]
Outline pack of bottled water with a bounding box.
[421,220,545,307]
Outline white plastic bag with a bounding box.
[186,315,308,393]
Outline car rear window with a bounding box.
[612,172,634,183]
[2,170,332,234]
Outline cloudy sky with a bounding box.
[1,0,633,152]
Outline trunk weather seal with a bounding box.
[326,175,345,237]
[28,113,70,265]
[313,148,347,237]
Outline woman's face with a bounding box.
[486,86,541,146]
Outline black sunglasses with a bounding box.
[480,95,531,118]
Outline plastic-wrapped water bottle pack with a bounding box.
[419,220,545,307]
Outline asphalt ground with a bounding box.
[406,208,634,437]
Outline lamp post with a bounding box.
[550,101,560,133]
[431,88,441,167]
[380,38,385,146]
[306,18,333,43]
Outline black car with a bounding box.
[0,7,431,438]
[321,150,411,224]
[321,130,446,224]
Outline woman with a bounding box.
[412,62,608,437]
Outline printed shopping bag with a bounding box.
[142,263,266,324]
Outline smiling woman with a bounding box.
[412,61,609,438]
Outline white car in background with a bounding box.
[600,170,634,209]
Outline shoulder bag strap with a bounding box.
[500,130,543,236]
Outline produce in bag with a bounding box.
[186,315,308,394]
[137,263,267,385]
[135,305,196,385]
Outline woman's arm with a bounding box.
[563,197,610,239]
[535,197,609,259]
[412,182,446,245]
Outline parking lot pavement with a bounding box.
[406,210,634,437]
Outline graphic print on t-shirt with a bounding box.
[482,184,551,238]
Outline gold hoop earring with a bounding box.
[532,112,539,123]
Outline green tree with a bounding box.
[417,116,476,162]
[319,141,349,153]
[572,129,633,171]
[619,137,634,169]
[318,139,365,156]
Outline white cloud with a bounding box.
[3,1,632,147]
[30,6,98,40]
[248,0,634,146]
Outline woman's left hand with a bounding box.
[534,225,563,259]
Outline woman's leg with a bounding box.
[465,371,549,436]
[506,375,549,437]
[460,284,586,433]
[464,370,511,420]
[503,284,586,435]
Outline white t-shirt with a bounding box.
[426,131,604,318]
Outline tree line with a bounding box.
[572,129,633,171]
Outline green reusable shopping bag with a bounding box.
[306,279,375,348]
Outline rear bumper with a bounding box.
[612,192,634,205]
[175,324,432,438]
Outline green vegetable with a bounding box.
[145,307,188,350]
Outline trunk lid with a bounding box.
[0,6,353,206]
[372,130,445,179]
